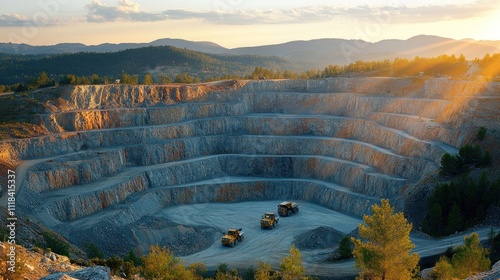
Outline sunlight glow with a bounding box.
[481,11,500,40]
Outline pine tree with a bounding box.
[451,233,491,279]
[37,71,48,87]
[440,153,457,175]
[279,245,306,280]
[352,199,420,280]
[431,256,454,280]
[90,74,101,85]
[214,268,241,280]
[337,236,353,259]
[142,245,202,280]
[143,73,154,85]
[425,203,444,235]
[254,261,275,280]
[445,203,463,234]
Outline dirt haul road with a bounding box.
[164,200,498,277]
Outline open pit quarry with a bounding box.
[1,77,499,277]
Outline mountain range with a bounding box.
[1,35,498,69]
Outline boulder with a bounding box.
[40,266,112,280]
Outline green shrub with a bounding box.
[440,145,491,176]
[106,256,123,275]
[432,256,454,280]
[84,242,105,259]
[242,266,255,280]
[41,231,69,257]
[88,257,107,266]
[476,127,487,140]
[123,261,138,278]
[124,250,142,266]
[329,236,353,261]
[216,263,230,274]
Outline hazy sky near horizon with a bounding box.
[1,0,499,47]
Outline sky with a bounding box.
[0,0,499,48]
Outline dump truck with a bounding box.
[260,212,279,229]
[278,201,299,216]
[221,228,244,247]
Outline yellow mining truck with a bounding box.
[278,201,299,216]
[221,228,244,247]
[260,212,279,229]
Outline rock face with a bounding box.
[422,261,500,280]
[1,78,498,256]
[466,260,500,280]
[40,266,112,280]
[0,242,83,279]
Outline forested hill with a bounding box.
[0,46,295,85]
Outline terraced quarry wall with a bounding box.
[1,77,499,257]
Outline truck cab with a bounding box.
[221,228,244,247]
[260,212,279,229]
[278,201,300,216]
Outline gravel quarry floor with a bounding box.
[168,200,361,276]
[163,200,499,277]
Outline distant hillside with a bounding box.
[2,35,497,70]
[0,46,294,85]
[0,38,228,55]
[230,35,500,67]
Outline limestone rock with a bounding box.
[466,261,500,280]
[40,266,112,280]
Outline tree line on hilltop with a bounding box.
[0,49,499,93]
[251,53,500,80]
[0,45,294,87]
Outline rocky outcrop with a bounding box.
[40,266,112,280]
[0,242,84,280]
[2,78,497,257]
[422,261,500,280]
[466,261,500,280]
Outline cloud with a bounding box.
[375,0,496,23]
[0,13,62,27]
[85,0,165,22]
[82,0,497,24]
[162,9,283,25]
[0,14,33,27]
[161,1,497,25]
